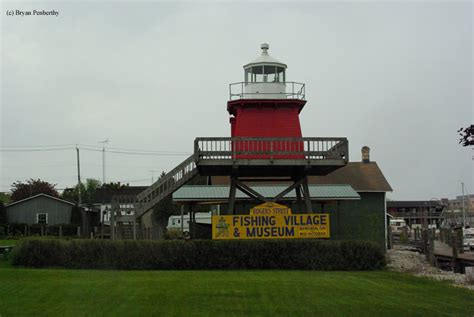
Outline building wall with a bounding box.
[6,196,73,225]
[217,192,386,247]
[449,196,474,211]
[328,193,386,247]
[233,107,302,138]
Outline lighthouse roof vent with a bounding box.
[243,43,287,69]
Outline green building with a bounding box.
[173,148,392,248]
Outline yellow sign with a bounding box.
[212,202,330,240]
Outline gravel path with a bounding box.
[386,246,474,290]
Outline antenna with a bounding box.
[149,169,159,184]
[99,139,109,184]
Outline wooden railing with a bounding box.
[194,137,348,162]
[135,154,198,217]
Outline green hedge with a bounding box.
[3,223,79,237]
[12,239,385,270]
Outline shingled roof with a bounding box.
[309,162,392,192]
[93,186,148,204]
[211,162,392,192]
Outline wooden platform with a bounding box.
[434,241,474,265]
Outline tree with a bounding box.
[458,124,474,147]
[0,192,11,205]
[10,179,59,202]
[62,178,102,207]
[101,182,128,190]
[0,202,7,224]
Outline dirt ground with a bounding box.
[386,246,474,290]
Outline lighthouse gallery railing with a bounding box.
[194,137,348,162]
[229,82,305,100]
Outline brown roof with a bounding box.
[211,162,392,192]
[309,162,392,192]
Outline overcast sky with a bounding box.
[1,1,472,200]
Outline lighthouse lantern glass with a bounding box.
[244,65,285,83]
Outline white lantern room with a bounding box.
[243,43,287,99]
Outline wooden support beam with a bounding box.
[228,177,237,215]
[271,177,306,202]
[234,178,268,203]
[295,185,304,213]
[302,176,312,213]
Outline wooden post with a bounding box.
[452,231,459,273]
[133,216,137,240]
[77,226,81,237]
[101,211,104,240]
[466,267,474,283]
[24,225,27,236]
[422,229,428,255]
[455,229,464,254]
[41,226,44,236]
[181,205,185,237]
[429,229,435,266]
[387,226,393,249]
[447,228,452,246]
[228,177,237,215]
[111,210,115,241]
[302,177,312,214]
[295,185,304,213]
[59,225,62,238]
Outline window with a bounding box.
[246,65,285,83]
[277,67,285,83]
[264,65,276,82]
[252,66,263,82]
[37,213,48,225]
[245,68,251,84]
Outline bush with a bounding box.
[163,229,184,240]
[12,239,385,270]
[9,223,28,236]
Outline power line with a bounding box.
[0,146,191,156]
[0,147,74,152]
[0,143,76,148]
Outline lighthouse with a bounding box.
[228,44,307,159]
[135,43,349,220]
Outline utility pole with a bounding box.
[99,139,109,184]
[462,182,466,228]
[76,146,82,206]
[76,145,83,237]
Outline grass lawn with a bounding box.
[0,265,473,317]
[0,239,18,246]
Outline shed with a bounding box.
[6,194,75,225]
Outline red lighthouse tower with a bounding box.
[133,43,349,221]
[228,43,306,159]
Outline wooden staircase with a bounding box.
[135,154,198,218]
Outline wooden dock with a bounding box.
[434,241,474,265]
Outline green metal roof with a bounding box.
[173,184,360,202]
